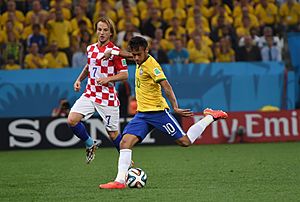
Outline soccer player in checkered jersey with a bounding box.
[67,17,128,164]
[99,36,228,189]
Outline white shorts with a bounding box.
[70,95,119,131]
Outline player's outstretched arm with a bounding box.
[102,50,134,60]
[159,80,193,117]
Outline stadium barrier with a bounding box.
[0,61,296,118]
[0,110,299,150]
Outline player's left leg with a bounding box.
[181,108,228,144]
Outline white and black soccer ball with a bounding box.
[125,168,147,188]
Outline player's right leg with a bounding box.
[99,113,149,189]
[67,96,99,163]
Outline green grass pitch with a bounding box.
[1,142,300,202]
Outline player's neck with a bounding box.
[98,40,110,47]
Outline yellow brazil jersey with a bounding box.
[135,55,169,112]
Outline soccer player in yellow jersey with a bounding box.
[99,36,228,189]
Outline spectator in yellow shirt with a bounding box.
[186,12,210,35]
[45,41,69,68]
[254,0,278,30]
[211,5,233,29]
[215,37,235,62]
[165,17,187,40]
[1,0,25,26]
[70,6,92,33]
[233,0,254,18]
[93,0,118,23]
[162,0,187,24]
[234,6,259,28]
[117,6,140,31]
[24,43,48,69]
[153,28,174,51]
[188,35,213,64]
[187,0,210,18]
[46,8,72,63]
[25,0,48,26]
[279,0,300,32]
[2,55,21,70]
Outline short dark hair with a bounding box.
[128,36,148,51]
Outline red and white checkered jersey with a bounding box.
[84,41,128,106]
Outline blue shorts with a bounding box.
[122,109,186,142]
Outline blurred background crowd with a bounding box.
[0,0,300,70]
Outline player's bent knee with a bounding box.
[120,138,131,149]
[67,113,80,126]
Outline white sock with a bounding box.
[115,149,132,183]
[187,115,214,143]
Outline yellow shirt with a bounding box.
[187,6,210,18]
[45,52,69,68]
[24,54,48,69]
[211,14,233,28]
[1,11,25,25]
[3,64,21,70]
[159,39,174,51]
[161,0,185,9]
[189,46,213,64]
[47,20,72,49]
[215,49,235,62]
[49,8,71,20]
[186,16,210,34]
[117,17,140,31]
[234,14,260,28]
[135,55,169,112]
[117,7,139,19]
[165,26,186,40]
[236,26,251,38]
[186,0,209,7]
[25,10,49,25]
[279,2,300,25]
[255,3,278,25]
[163,8,187,23]
[233,5,254,18]
[137,0,160,11]
[187,36,212,49]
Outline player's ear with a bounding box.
[145,47,149,53]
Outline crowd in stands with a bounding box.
[0,0,300,70]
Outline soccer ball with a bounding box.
[125,168,147,188]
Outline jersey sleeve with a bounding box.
[113,55,128,72]
[147,61,166,83]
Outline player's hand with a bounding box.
[173,107,193,117]
[100,50,112,60]
[74,80,81,92]
[96,77,111,85]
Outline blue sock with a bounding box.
[69,122,93,147]
[84,137,94,148]
[112,134,122,152]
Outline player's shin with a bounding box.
[115,149,132,183]
[186,115,214,143]
[69,122,93,148]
